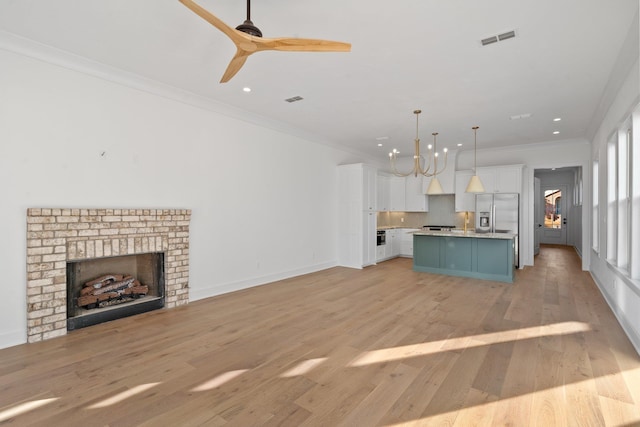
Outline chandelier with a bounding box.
[388,110,448,194]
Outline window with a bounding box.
[617,125,631,272]
[632,110,640,280]
[544,189,562,229]
[592,160,599,252]
[607,138,617,262]
[605,106,639,281]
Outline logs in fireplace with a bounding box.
[66,252,165,331]
[77,274,149,309]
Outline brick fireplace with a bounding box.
[26,208,191,343]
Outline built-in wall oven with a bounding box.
[376,230,386,246]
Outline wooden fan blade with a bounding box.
[220,50,251,83]
[179,0,244,44]
[179,0,351,83]
[257,37,351,53]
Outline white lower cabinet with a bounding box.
[364,212,376,266]
[399,228,418,257]
[389,229,401,257]
[374,228,418,260]
[375,228,408,262]
[376,229,393,262]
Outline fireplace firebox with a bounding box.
[66,252,165,331]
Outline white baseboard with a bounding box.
[0,330,27,350]
[590,271,640,356]
[190,261,337,302]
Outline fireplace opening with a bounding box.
[66,252,165,331]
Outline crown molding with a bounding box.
[0,30,375,162]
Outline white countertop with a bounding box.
[411,230,516,240]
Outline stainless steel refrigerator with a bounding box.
[476,193,519,267]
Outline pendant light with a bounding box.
[425,132,444,194]
[465,126,485,193]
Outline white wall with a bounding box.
[0,46,359,349]
[588,8,640,354]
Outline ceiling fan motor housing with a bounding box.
[236,20,262,37]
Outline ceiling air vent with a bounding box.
[285,96,304,103]
[481,30,516,46]
[481,36,498,46]
[498,30,516,41]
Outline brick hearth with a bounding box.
[26,208,191,343]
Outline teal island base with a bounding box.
[413,233,515,283]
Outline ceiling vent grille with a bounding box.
[481,30,516,46]
[498,30,516,41]
[481,36,498,46]
[285,96,304,103]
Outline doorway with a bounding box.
[531,166,586,270]
[540,184,568,245]
[533,167,582,251]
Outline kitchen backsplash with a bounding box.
[376,195,475,229]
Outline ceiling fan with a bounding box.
[179,0,351,83]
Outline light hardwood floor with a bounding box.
[1,245,639,426]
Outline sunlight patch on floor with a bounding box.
[383,378,640,427]
[191,369,249,392]
[0,398,59,423]
[350,321,591,367]
[88,383,161,409]
[281,357,327,378]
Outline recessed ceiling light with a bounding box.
[553,117,561,121]
[457,143,463,147]
[553,131,560,135]
[377,143,383,147]
[243,87,251,92]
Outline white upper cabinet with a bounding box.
[476,165,523,193]
[376,174,390,211]
[476,168,496,193]
[405,175,429,212]
[363,165,377,211]
[389,177,406,211]
[454,165,524,211]
[494,165,523,193]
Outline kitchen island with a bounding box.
[412,230,516,283]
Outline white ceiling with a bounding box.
[1,0,637,161]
